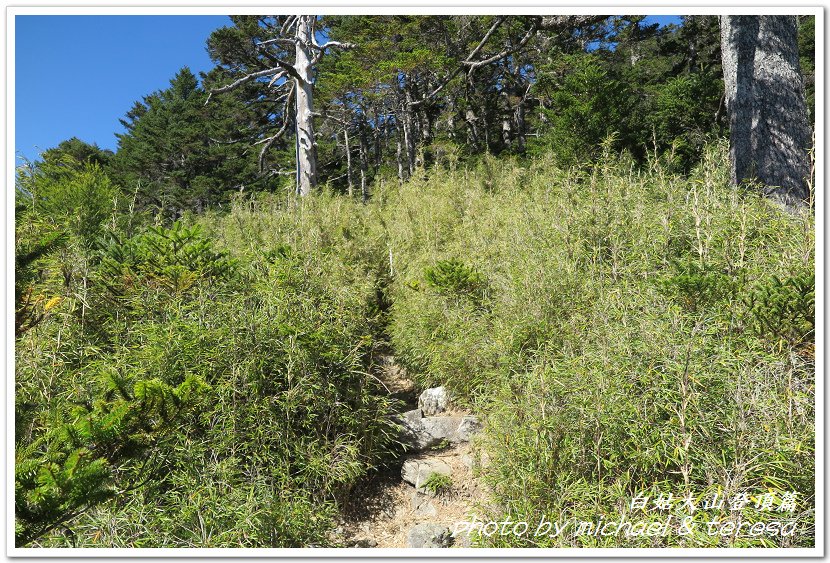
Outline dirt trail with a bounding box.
[332,354,491,548]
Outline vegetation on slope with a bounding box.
[16,142,814,547]
[379,144,814,547]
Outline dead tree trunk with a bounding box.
[720,15,812,207]
[359,121,370,202]
[402,88,416,175]
[294,16,318,196]
[343,125,354,197]
[209,15,352,197]
[396,137,405,184]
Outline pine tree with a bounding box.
[111,67,261,218]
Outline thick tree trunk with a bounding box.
[295,16,318,196]
[720,15,812,206]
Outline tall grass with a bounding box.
[377,142,814,547]
[17,143,813,547]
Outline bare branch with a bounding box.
[256,37,297,49]
[270,59,305,82]
[313,40,356,51]
[310,40,355,66]
[268,69,288,87]
[280,15,298,35]
[462,16,542,70]
[256,84,295,172]
[464,16,507,63]
[208,66,290,100]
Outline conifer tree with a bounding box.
[112,67,261,217]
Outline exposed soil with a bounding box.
[331,354,491,548]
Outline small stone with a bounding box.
[455,415,482,442]
[407,523,454,548]
[410,491,438,516]
[418,386,449,416]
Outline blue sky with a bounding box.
[14,14,682,164]
[15,15,231,163]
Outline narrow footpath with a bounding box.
[333,354,491,548]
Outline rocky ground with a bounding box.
[332,355,491,548]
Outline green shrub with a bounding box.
[97,221,236,298]
[422,472,452,495]
[659,258,737,312]
[423,259,487,303]
[18,191,404,548]
[14,202,68,337]
[15,371,208,546]
[379,143,814,547]
[529,54,633,165]
[17,143,814,548]
[19,156,118,248]
[744,271,815,349]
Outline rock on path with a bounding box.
[408,523,454,548]
[337,385,487,549]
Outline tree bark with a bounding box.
[720,15,812,207]
[396,138,405,184]
[403,87,416,175]
[359,122,370,202]
[343,126,354,197]
[294,16,319,196]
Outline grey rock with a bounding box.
[407,523,454,548]
[421,416,462,444]
[397,409,432,450]
[410,490,438,516]
[399,408,423,425]
[418,386,449,416]
[401,458,452,491]
[400,413,463,451]
[455,415,482,442]
[398,409,482,452]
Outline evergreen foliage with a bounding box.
[111,67,263,217]
[423,259,487,304]
[745,271,815,349]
